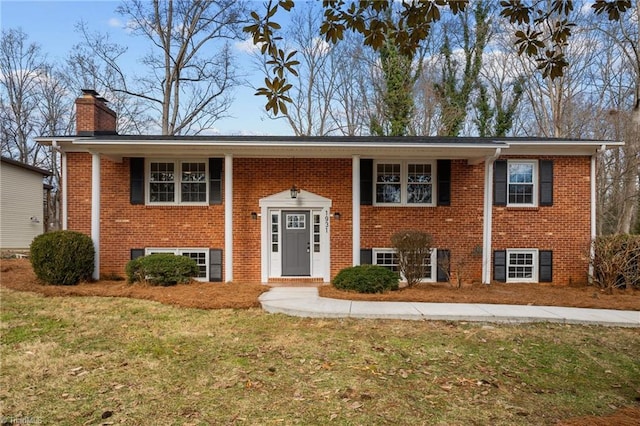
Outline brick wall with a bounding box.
[492,156,591,285]
[75,91,117,135]
[66,154,592,284]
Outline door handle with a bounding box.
[306,242,310,253]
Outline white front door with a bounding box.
[259,190,332,282]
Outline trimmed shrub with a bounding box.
[333,265,399,294]
[30,231,95,285]
[125,253,198,286]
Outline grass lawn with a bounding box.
[1,288,639,425]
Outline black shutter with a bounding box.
[360,159,373,205]
[436,249,450,282]
[539,160,554,206]
[130,157,145,205]
[130,248,145,260]
[494,250,507,282]
[209,158,223,205]
[209,249,223,282]
[360,249,373,265]
[437,160,451,206]
[493,160,507,206]
[539,250,553,282]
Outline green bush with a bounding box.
[125,253,198,286]
[30,231,95,285]
[333,265,399,294]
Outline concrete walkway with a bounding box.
[259,287,640,327]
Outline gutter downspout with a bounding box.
[482,148,501,285]
[51,141,67,230]
[589,144,606,282]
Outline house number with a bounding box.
[325,211,329,233]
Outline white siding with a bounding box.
[0,163,45,249]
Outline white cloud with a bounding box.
[235,38,263,54]
[107,17,123,28]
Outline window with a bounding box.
[373,248,436,282]
[286,214,306,229]
[375,161,435,205]
[146,248,209,281]
[180,162,207,202]
[271,213,279,253]
[313,214,320,253]
[148,160,208,204]
[506,249,538,283]
[508,160,537,206]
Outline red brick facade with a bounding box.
[65,153,591,284]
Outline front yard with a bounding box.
[1,287,639,425]
[1,258,639,424]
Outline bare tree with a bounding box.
[0,28,47,164]
[79,0,247,135]
[592,1,639,234]
[63,45,154,135]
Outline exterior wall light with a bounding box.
[290,185,298,199]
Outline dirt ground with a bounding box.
[1,258,639,424]
[0,259,268,309]
[1,258,639,311]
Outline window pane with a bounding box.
[508,252,534,279]
[271,213,279,253]
[509,163,533,183]
[508,162,534,205]
[150,183,175,202]
[150,162,174,182]
[150,162,175,202]
[407,184,432,204]
[182,251,207,278]
[508,184,533,204]
[181,162,206,202]
[181,183,206,202]
[286,214,306,229]
[407,163,433,203]
[375,252,399,274]
[376,163,401,203]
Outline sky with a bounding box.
[0,0,295,135]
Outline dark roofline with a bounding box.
[1,156,52,176]
[35,134,616,144]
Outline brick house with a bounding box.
[36,90,621,285]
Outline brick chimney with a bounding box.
[75,89,117,136]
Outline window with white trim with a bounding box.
[146,248,209,281]
[373,248,436,282]
[148,160,208,204]
[506,249,538,283]
[508,160,537,206]
[375,161,435,205]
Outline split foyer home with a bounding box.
[36,90,622,285]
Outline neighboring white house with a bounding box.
[0,157,51,251]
